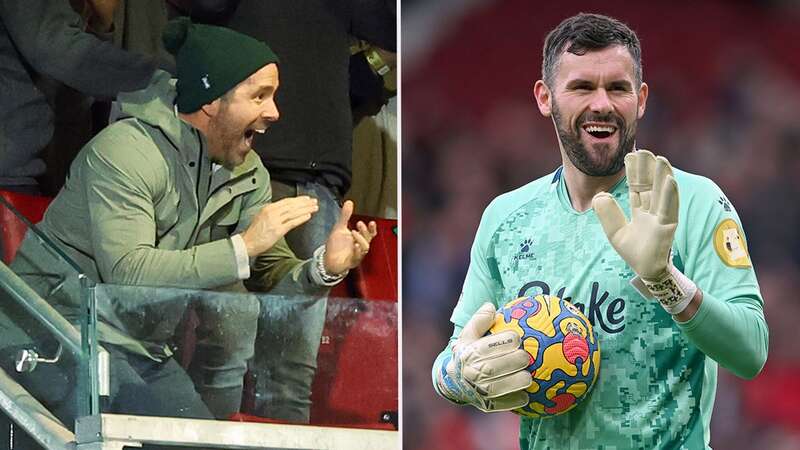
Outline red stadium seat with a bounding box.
[310,216,398,426]
[0,190,53,264]
[350,216,397,301]
[329,216,397,301]
[310,297,397,427]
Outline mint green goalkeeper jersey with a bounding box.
[432,166,768,450]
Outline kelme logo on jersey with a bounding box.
[517,280,625,334]
[512,238,536,262]
[717,195,732,212]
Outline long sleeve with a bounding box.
[432,198,507,397]
[676,291,767,379]
[449,197,508,327]
[0,0,154,97]
[83,128,241,288]
[673,173,769,379]
[246,237,328,296]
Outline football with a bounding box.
[488,294,600,418]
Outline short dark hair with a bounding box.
[542,13,642,87]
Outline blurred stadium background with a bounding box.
[401,1,800,449]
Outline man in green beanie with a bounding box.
[1,16,377,434]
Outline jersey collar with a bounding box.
[553,166,628,215]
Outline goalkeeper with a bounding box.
[431,13,768,450]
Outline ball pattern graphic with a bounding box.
[488,295,601,418]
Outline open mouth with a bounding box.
[243,127,266,145]
[582,124,618,140]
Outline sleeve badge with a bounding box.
[713,218,752,268]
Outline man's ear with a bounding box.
[200,98,221,117]
[533,80,552,117]
[637,82,649,119]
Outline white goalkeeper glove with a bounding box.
[435,302,532,412]
[592,150,697,315]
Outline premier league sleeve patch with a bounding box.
[713,218,752,268]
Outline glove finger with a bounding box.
[626,150,655,211]
[657,154,674,174]
[638,191,651,212]
[475,329,521,353]
[650,156,673,215]
[625,149,655,193]
[474,370,533,399]
[457,302,497,346]
[462,347,530,383]
[593,192,628,239]
[462,330,521,366]
[657,174,679,225]
[629,191,641,210]
[480,390,530,412]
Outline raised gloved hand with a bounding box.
[435,303,532,412]
[592,150,696,315]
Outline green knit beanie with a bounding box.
[163,17,279,113]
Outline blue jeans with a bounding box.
[190,290,328,423]
[189,284,260,419]
[187,181,339,423]
[271,180,341,260]
[255,180,340,422]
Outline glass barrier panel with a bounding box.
[0,255,88,449]
[91,284,398,431]
[1,189,398,448]
[0,194,109,448]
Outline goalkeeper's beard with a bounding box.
[552,103,636,177]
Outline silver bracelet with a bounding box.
[314,245,346,284]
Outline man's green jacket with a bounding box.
[9,70,323,359]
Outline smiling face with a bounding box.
[535,45,648,177]
[205,63,280,170]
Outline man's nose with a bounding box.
[588,89,613,115]
[262,99,279,122]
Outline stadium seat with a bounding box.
[350,216,397,301]
[310,216,398,427]
[0,190,53,264]
[329,216,398,301]
[310,297,398,428]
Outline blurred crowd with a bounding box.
[402,1,800,449]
